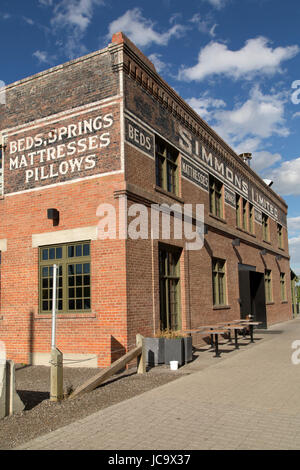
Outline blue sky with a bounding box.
[1,0,300,273]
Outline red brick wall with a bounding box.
[0,173,129,367]
[0,35,293,368]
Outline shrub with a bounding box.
[155,329,186,339]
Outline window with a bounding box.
[262,214,269,241]
[277,224,283,248]
[249,204,254,234]
[212,258,226,306]
[155,136,178,195]
[210,176,223,218]
[39,241,91,313]
[242,198,248,231]
[236,195,241,227]
[280,273,286,301]
[159,246,181,330]
[264,269,272,303]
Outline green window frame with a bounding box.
[236,195,241,227]
[210,176,223,219]
[39,241,91,314]
[277,224,283,248]
[155,136,179,195]
[212,258,226,306]
[280,272,286,301]
[262,213,269,241]
[249,203,254,234]
[264,269,273,303]
[242,198,248,231]
[159,246,181,331]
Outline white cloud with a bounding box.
[23,16,34,25]
[212,87,289,145]
[250,151,282,173]
[1,12,11,19]
[288,217,300,236]
[268,157,300,196]
[186,87,288,175]
[288,237,300,274]
[190,13,218,37]
[202,0,227,8]
[213,88,288,175]
[33,50,56,64]
[148,54,168,74]
[51,0,103,32]
[39,0,53,5]
[47,0,104,59]
[178,37,299,81]
[107,8,186,48]
[292,111,300,118]
[186,94,225,119]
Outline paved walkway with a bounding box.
[18,318,300,450]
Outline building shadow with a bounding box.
[17,390,49,411]
[110,336,126,364]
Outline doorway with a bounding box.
[238,264,267,328]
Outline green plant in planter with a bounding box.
[154,329,193,366]
[155,328,185,339]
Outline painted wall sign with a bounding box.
[3,101,121,194]
[254,208,263,225]
[178,125,287,226]
[181,157,209,192]
[224,187,236,208]
[125,116,154,158]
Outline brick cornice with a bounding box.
[109,35,288,211]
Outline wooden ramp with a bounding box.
[70,335,145,399]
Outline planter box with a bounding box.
[145,336,193,367]
[184,336,193,363]
[144,337,165,366]
[164,337,193,366]
[164,338,185,366]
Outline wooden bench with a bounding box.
[217,319,262,342]
[183,327,230,357]
[183,320,262,356]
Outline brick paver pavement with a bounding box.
[17,318,300,450]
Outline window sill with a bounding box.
[263,239,272,245]
[154,185,184,203]
[213,305,231,310]
[35,312,96,320]
[209,213,227,224]
[236,226,256,238]
[281,301,288,304]
[266,302,274,306]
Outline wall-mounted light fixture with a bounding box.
[260,249,267,256]
[276,255,282,261]
[47,208,59,226]
[263,179,274,187]
[232,238,240,247]
[204,224,208,235]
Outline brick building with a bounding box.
[0,32,292,367]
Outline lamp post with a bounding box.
[50,264,63,401]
